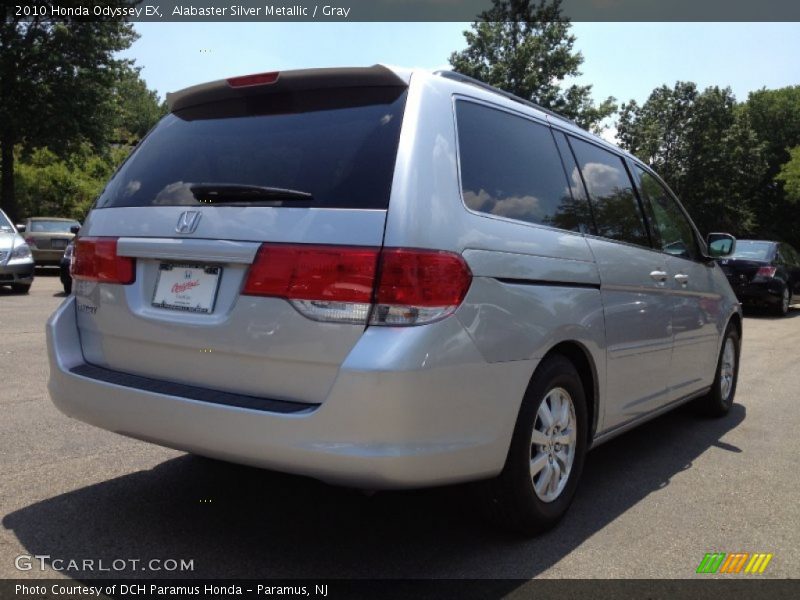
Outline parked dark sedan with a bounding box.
[717,240,800,316]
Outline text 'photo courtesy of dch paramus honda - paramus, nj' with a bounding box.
[47,65,743,535]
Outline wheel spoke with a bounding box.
[558,395,570,428]
[550,392,562,423]
[531,428,550,446]
[549,460,562,494]
[538,400,554,429]
[555,448,569,468]
[530,452,549,478]
[534,463,553,496]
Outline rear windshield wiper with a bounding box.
[190,184,313,204]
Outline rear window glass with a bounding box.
[455,101,586,231]
[731,241,774,261]
[29,220,80,233]
[96,87,407,210]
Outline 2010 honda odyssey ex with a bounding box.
[47,66,742,534]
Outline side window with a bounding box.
[568,137,650,248]
[635,167,698,261]
[455,101,590,231]
[552,131,594,234]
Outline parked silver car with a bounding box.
[46,66,742,533]
[0,208,35,293]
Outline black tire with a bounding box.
[63,279,72,295]
[477,354,588,536]
[774,286,790,317]
[695,324,740,417]
[11,283,31,294]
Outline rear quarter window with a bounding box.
[455,100,589,232]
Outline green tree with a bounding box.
[0,2,137,222]
[14,144,129,220]
[745,87,800,175]
[112,65,167,144]
[742,87,800,246]
[776,146,800,204]
[449,0,616,130]
[617,82,766,237]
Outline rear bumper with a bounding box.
[0,260,35,284]
[32,248,65,265]
[47,297,534,489]
[731,282,783,306]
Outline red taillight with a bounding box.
[226,71,279,88]
[242,244,473,325]
[376,249,472,308]
[756,266,777,278]
[242,243,379,302]
[71,237,135,284]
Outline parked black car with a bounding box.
[717,240,800,316]
[59,240,74,294]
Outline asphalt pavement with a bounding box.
[1,271,798,582]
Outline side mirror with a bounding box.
[70,225,81,235]
[16,224,25,233]
[707,233,736,258]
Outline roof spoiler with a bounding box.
[167,65,408,113]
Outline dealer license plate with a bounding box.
[152,263,222,314]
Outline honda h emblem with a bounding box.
[176,211,201,234]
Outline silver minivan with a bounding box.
[47,66,742,534]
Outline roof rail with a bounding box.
[433,70,576,126]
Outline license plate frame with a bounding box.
[152,263,223,314]
[51,239,69,250]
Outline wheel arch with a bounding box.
[725,311,743,365]
[537,341,599,444]
[728,311,742,341]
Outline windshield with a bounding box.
[0,210,13,233]
[29,220,80,233]
[731,241,774,261]
[96,86,407,210]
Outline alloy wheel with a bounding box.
[530,387,577,502]
[719,337,736,402]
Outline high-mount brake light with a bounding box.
[226,71,280,88]
[242,244,473,326]
[71,237,135,285]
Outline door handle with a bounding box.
[674,273,689,286]
[650,270,668,283]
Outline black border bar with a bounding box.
[2,579,799,600]
[8,0,800,22]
